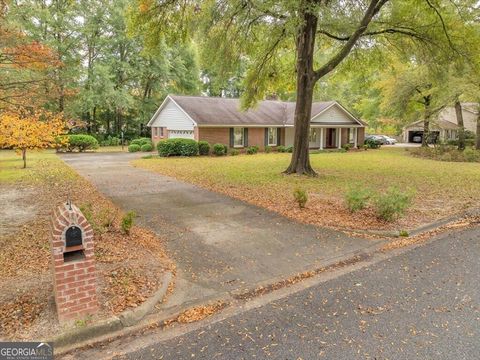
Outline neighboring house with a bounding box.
[147,95,366,151]
[403,103,478,143]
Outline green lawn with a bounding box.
[133,147,480,230]
[0,150,73,184]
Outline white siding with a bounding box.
[150,99,195,131]
[437,107,477,133]
[311,104,356,124]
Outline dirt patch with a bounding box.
[0,186,37,237]
[0,157,175,340]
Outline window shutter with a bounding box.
[264,128,269,146]
[229,128,234,148]
[277,128,281,146]
[244,128,248,147]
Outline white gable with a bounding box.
[148,98,195,130]
[311,103,358,125]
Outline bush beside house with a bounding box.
[157,138,199,157]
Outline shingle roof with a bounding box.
[169,95,339,126]
[405,119,459,130]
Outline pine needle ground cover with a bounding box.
[0,150,174,340]
[133,148,480,231]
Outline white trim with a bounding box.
[310,102,364,126]
[197,124,362,128]
[198,124,282,128]
[319,128,324,150]
[147,95,198,127]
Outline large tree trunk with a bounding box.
[284,9,317,176]
[421,96,431,147]
[454,100,465,150]
[476,110,480,150]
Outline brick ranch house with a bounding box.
[147,95,366,151]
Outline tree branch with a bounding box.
[313,0,390,81]
[317,27,428,42]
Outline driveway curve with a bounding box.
[61,152,383,310]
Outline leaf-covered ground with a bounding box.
[0,150,174,340]
[133,147,480,231]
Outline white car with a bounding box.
[378,135,397,145]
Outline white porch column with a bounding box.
[354,128,358,148]
[319,128,324,150]
[337,128,342,149]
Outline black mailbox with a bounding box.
[65,225,83,248]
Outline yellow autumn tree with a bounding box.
[0,110,67,168]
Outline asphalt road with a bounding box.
[103,226,480,360]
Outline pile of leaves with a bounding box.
[175,301,227,324]
[0,294,46,336]
[0,155,174,339]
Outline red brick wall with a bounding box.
[51,203,98,322]
[247,128,265,149]
[341,128,348,146]
[357,127,365,146]
[198,127,230,146]
[151,127,167,146]
[198,127,283,150]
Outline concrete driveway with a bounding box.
[61,152,383,310]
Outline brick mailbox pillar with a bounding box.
[51,202,98,322]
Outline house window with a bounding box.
[160,127,164,137]
[309,128,318,142]
[233,127,244,147]
[348,129,355,143]
[268,128,277,146]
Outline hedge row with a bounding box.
[156,139,295,157]
[157,138,199,157]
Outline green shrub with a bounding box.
[410,146,480,163]
[345,186,371,213]
[342,143,352,151]
[130,137,152,147]
[213,143,227,156]
[374,187,413,222]
[246,145,259,155]
[285,146,294,153]
[293,188,308,209]
[264,146,272,153]
[157,138,199,157]
[63,134,99,152]
[230,149,240,156]
[140,143,153,152]
[198,141,211,155]
[121,211,136,234]
[128,144,141,152]
[100,135,120,146]
[463,147,480,162]
[277,145,287,153]
[365,138,381,149]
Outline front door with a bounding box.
[326,128,336,148]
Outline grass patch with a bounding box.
[0,150,79,184]
[133,148,480,230]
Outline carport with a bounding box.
[407,130,440,144]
